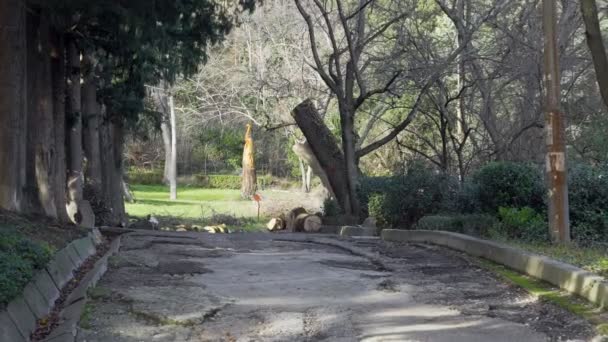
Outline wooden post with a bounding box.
[169,94,177,200]
[543,0,570,243]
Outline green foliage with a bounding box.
[470,162,545,214]
[415,214,497,237]
[492,207,548,243]
[127,168,164,185]
[322,197,341,217]
[568,163,608,244]
[359,163,458,228]
[0,231,53,305]
[192,174,272,189]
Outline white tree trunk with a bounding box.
[169,95,177,200]
[161,118,172,184]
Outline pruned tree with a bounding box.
[292,0,506,214]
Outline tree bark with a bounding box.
[338,100,361,215]
[50,30,70,222]
[169,95,177,200]
[82,51,102,191]
[27,11,57,217]
[66,39,84,203]
[291,100,351,213]
[241,123,257,198]
[580,0,608,110]
[160,117,172,184]
[0,0,26,211]
[110,119,126,224]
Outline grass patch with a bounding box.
[478,259,607,335]
[492,238,608,278]
[125,184,321,232]
[126,185,257,219]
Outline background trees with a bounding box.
[0,0,253,225]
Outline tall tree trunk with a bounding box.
[338,102,361,215]
[580,0,608,110]
[0,0,26,211]
[160,117,172,184]
[65,39,95,227]
[305,166,313,193]
[241,123,257,198]
[66,39,83,203]
[50,30,70,222]
[292,100,351,213]
[82,51,102,190]
[0,0,27,211]
[168,95,177,200]
[24,9,43,213]
[298,158,307,192]
[110,119,126,224]
[28,13,57,218]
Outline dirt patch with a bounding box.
[0,208,87,250]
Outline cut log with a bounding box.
[286,207,307,232]
[293,213,310,232]
[267,217,285,231]
[303,215,322,233]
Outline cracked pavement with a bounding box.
[77,231,594,341]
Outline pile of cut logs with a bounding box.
[267,207,322,233]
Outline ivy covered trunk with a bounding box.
[241,123,257,199]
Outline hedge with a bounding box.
[0,230,53,305]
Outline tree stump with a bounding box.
[303,215,322,233]
[286,207,307,232]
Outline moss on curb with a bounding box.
[477,259,608,336]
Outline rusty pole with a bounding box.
[542,0,570,243]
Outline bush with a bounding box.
[127,168,164,185]
[0,231,53,305]
[322,197,341,217]
[470,162,545,214]
[192,174,274,189]
[415,214,497,237]
[568,163,608,243]
[493,207,548,242]
[359,164,458,228]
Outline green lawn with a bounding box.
[126,184,260,219]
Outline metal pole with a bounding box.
[542,0,570,243]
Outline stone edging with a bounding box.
[339,226,377,237]
[41,236,121,342]
[381,229,608,309]
[0,228,105,342]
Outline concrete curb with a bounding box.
[340,226,377,237]
[0,230,105,342]
[43,236,121,342]
[381,229,608,309]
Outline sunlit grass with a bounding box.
[479,259,607,336]
[126,184,259,218]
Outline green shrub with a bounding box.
[127,168,164,185]
[471,162,545,214]
[568,163,608,243]
[323,197,341,217]
[0,252,34,305]
[359,164,458,228]
[0,231,53,305]
[493,207,548,242]
[415,214,497,237]
[192,174,273,189]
